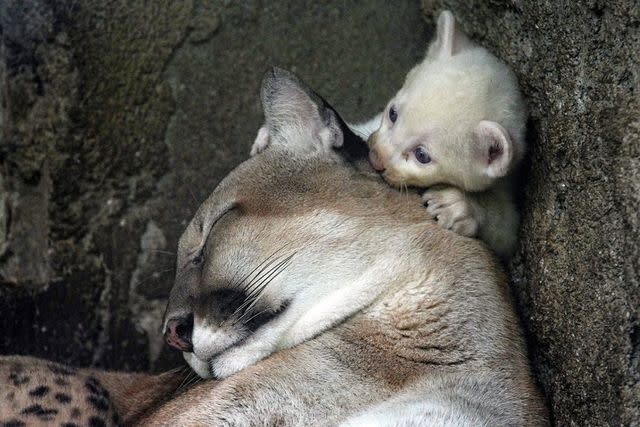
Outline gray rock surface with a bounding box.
[1,0,638,425]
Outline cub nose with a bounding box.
[164,315,194,352]
[368,147,386,172]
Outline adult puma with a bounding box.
[155,68,548,425]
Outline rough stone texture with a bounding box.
[0,0,426,372]
[421,0,639,425]
[1,0,638,425]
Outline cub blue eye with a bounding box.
[414,147,431,164]
[389,105,398,123]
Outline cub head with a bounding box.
[368,10,526,192]
[162,68,427,378]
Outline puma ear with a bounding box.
[473,121,514,178]
[427,10,471,58]
[260,67,343,154]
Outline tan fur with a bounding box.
[150,68,547,425]
[95,368,192,425]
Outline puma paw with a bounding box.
[250,125,270,156]
[422,187,479,237]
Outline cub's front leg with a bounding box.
[422,184,519,259]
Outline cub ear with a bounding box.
[473,121,514,178]
[260,67,343,154]
[427,10,471,58]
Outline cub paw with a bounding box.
[422,187,479,237]
[250,125,270,156]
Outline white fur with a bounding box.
[182,352,212,379]
[191,320,246,363]
[366,10,526,259]
[422,186,480,238]
[250,125,271,156]
[279,263,391,347]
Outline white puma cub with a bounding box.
[367,10,526,259]
[252,11,526,259]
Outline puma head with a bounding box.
[162,68,426,378]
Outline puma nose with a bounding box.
[368,147,386,172]
[165,315,194,352]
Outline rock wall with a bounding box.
[1,0,638,425]
[420,0,639,425]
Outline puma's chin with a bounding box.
[183,352,214,379]
[192,324,246,361]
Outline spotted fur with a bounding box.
[0,356,189,427]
